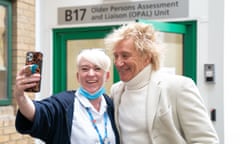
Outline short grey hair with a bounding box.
[77,48,111,72]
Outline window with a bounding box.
[0,0,12,105]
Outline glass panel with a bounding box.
[0,5,7,99]
[158,32,183,75]
[67,39,113,94]
[66,32,182,93]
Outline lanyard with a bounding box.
[86,107,109,144]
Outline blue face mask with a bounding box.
[78,87,105,100]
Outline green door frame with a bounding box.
[53,21,196,93]
[52,25,119,93]
[137,19,197,83]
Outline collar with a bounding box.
[75,91,107,114]
[125,64,152,90]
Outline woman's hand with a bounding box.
[14,65,40,121]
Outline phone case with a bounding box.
[24,51,43,92]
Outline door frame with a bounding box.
[52,25,119,93]
[137,19,197,83]
[52,21,196,93]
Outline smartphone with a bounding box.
[24,51,43,92]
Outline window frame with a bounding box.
[0,0,12,105]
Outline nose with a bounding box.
[87,69,95,76]
[115,58,124,67]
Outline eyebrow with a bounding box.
[79,65,101,68]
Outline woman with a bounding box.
[14,49,119,144]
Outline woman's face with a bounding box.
[113,38,150,82]
[76,58,109,93]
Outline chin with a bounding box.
[120,77,130,82]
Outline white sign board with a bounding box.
[58,0,188,25]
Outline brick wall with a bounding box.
[0,106,34,144]
[0,0,36,143]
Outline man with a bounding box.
[104,22,219,144]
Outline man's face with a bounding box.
[76,58,109,93]
[113,38,150,82]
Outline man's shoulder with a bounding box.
[152,71,195,86]
[110,81,125,95]
[112,81,124,88]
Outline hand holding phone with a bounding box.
[24,51,43,92]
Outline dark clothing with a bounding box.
[15,91,120,144]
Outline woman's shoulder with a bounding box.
[47,90,76,107]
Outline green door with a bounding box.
[53,21,196,93]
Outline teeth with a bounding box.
[87,80,96,83]
[118,67,128,72]
[120,70,127,73]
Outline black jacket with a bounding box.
[15,91,120,144]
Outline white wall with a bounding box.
[207,0,224,141]
[36,0,225,143]
[224,0,240,143]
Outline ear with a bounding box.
[105,71,110,81]
[76,71,80,83]
[143,55,151,66]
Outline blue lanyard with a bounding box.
[86,107,108,144]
